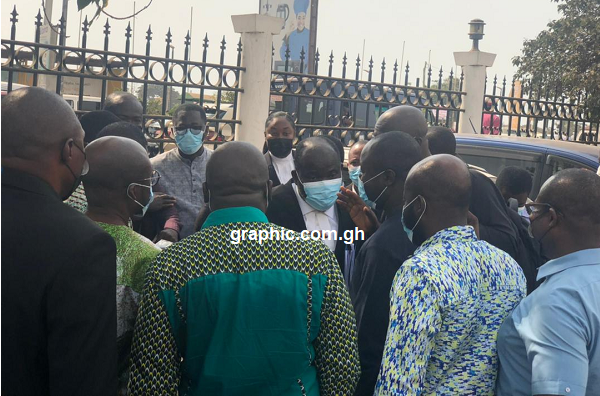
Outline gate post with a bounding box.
[454,19,496,134]
[232,14,282,149]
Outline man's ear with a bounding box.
[61,138,74,163]
[203,182,209,204]
[382,169,397,187]
[547,207,560,228]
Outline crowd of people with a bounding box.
[2,86,599,396]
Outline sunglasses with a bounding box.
[174,127,205,136]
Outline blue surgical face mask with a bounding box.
[300,177,342,212]
[401,195,426,243]
[348,165,375,208]
[175,128,204,155]
[128,184,154,217]
[362,169,387,210]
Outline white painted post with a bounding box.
[232,14,283,149]
[453,19,496,134]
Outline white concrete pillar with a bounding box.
[453,50,496,134]
[231,14,283,150]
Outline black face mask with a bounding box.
[267,138,293,158]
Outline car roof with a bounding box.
[455,135,599,167]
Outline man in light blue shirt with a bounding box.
[497,169,600,396]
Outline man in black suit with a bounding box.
[1,87,117,395]
[267,137,362,281]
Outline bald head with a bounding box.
[373,105,428,139]
[104,92,143,127]
[205,142,270,211]
[403,154,472,245]
[1,87,83,160]
[83,136,151,193]
[538,169,600,226]
[405,154,471,211]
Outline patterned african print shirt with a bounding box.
[96,222,159,396]
[63,183,87,213]
[128,206,360,395]
[376,225,526,395]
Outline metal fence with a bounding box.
[1,6,243,153]
[483,76,599,144]
[3,6,598,151]
[270,48,465,147]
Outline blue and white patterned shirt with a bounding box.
[376,225,526,395]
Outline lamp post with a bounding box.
[468,19,485,51]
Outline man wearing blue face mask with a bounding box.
[346,132,423,396]
[151,103,212,240]
[377,154,525,395]
[267,137,363,275]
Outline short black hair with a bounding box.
[96,121,148,151]
[496,166,533,195]
[319,135,345,164]
[172,103,207,123]
[294,136,339,169]
[265,111,296,131]
[79,110,122,144]
[426,126,456,155]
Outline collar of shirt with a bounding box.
[270,152,295,184]
[201,206,269,229]
[172,146,206,165]
[414,225,477,255]
[292,182,337,221]
[536,248,600,281]
[270,151,294,165]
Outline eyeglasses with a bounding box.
[524,203,553,216]
[174,127,205,136]
[72,142,89,176]
[137,170,160,187]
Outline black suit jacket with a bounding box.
[1,168,117,395]
[266,180,362,273]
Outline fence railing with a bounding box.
[483,75,599,144]
[3,6,598,151]
[270,48,465,147]
[1,6,243,154]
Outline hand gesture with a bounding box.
[337,186,380,236]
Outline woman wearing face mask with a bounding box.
[264,111,296,187]
[82,136,161,396]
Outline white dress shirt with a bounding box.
[293,183,339,251]
[270,152,295,185]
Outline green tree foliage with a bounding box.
[146,97,163,115]
[221,91,236,104]
[512,0,600,119]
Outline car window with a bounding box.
[544,154,595,175]
[457,144,544,197]
[457,146,541,177]
[80,101,101,111]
